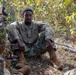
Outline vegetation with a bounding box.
[1,0,76,40]
[0,1,76,75]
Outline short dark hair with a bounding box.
[22,7,33,15]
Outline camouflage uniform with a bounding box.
[7,20,55,57]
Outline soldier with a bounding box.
[0,4,31,75]
[7,8,64,73]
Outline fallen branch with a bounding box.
[55,43,76,53]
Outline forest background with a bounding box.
[0,0,76,75]
[1,0,76,41]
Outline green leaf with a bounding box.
[64,0,72,6]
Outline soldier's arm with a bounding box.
[44,25,56,50]
[6,22,25,50]
[6,23,19,43]
[38,22,56,49]
[45,25,55,41]
[37,21,46,33]
[38,21,55,41]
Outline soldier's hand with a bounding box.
[17,40,25,51]
[46,39,52,48]
[18,43,25,51]
[46,39,53,51]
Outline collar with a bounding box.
[23,21,33,29]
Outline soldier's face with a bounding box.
[23,11,33,24]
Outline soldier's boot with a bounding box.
[47,46,64,70]
[16,51,27,69]
[13,65,31,75]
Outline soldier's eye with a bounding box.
[25,14,32,17]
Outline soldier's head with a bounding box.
[0,3,2,21]
[22,7,33,24]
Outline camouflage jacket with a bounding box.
[7,20,55,44]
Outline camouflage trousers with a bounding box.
[22,31,56,57]
[12,31,56,57]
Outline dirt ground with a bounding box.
[25,38,76,75]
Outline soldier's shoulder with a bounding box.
[10,21,17,26]
[32,20,47,25]
[18,21,23,25]
[7,21,17,29]
[7,21,22,27]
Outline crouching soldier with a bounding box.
[6,8,64,74]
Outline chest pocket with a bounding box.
[32,26,38,35]
[27,29,32,38]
